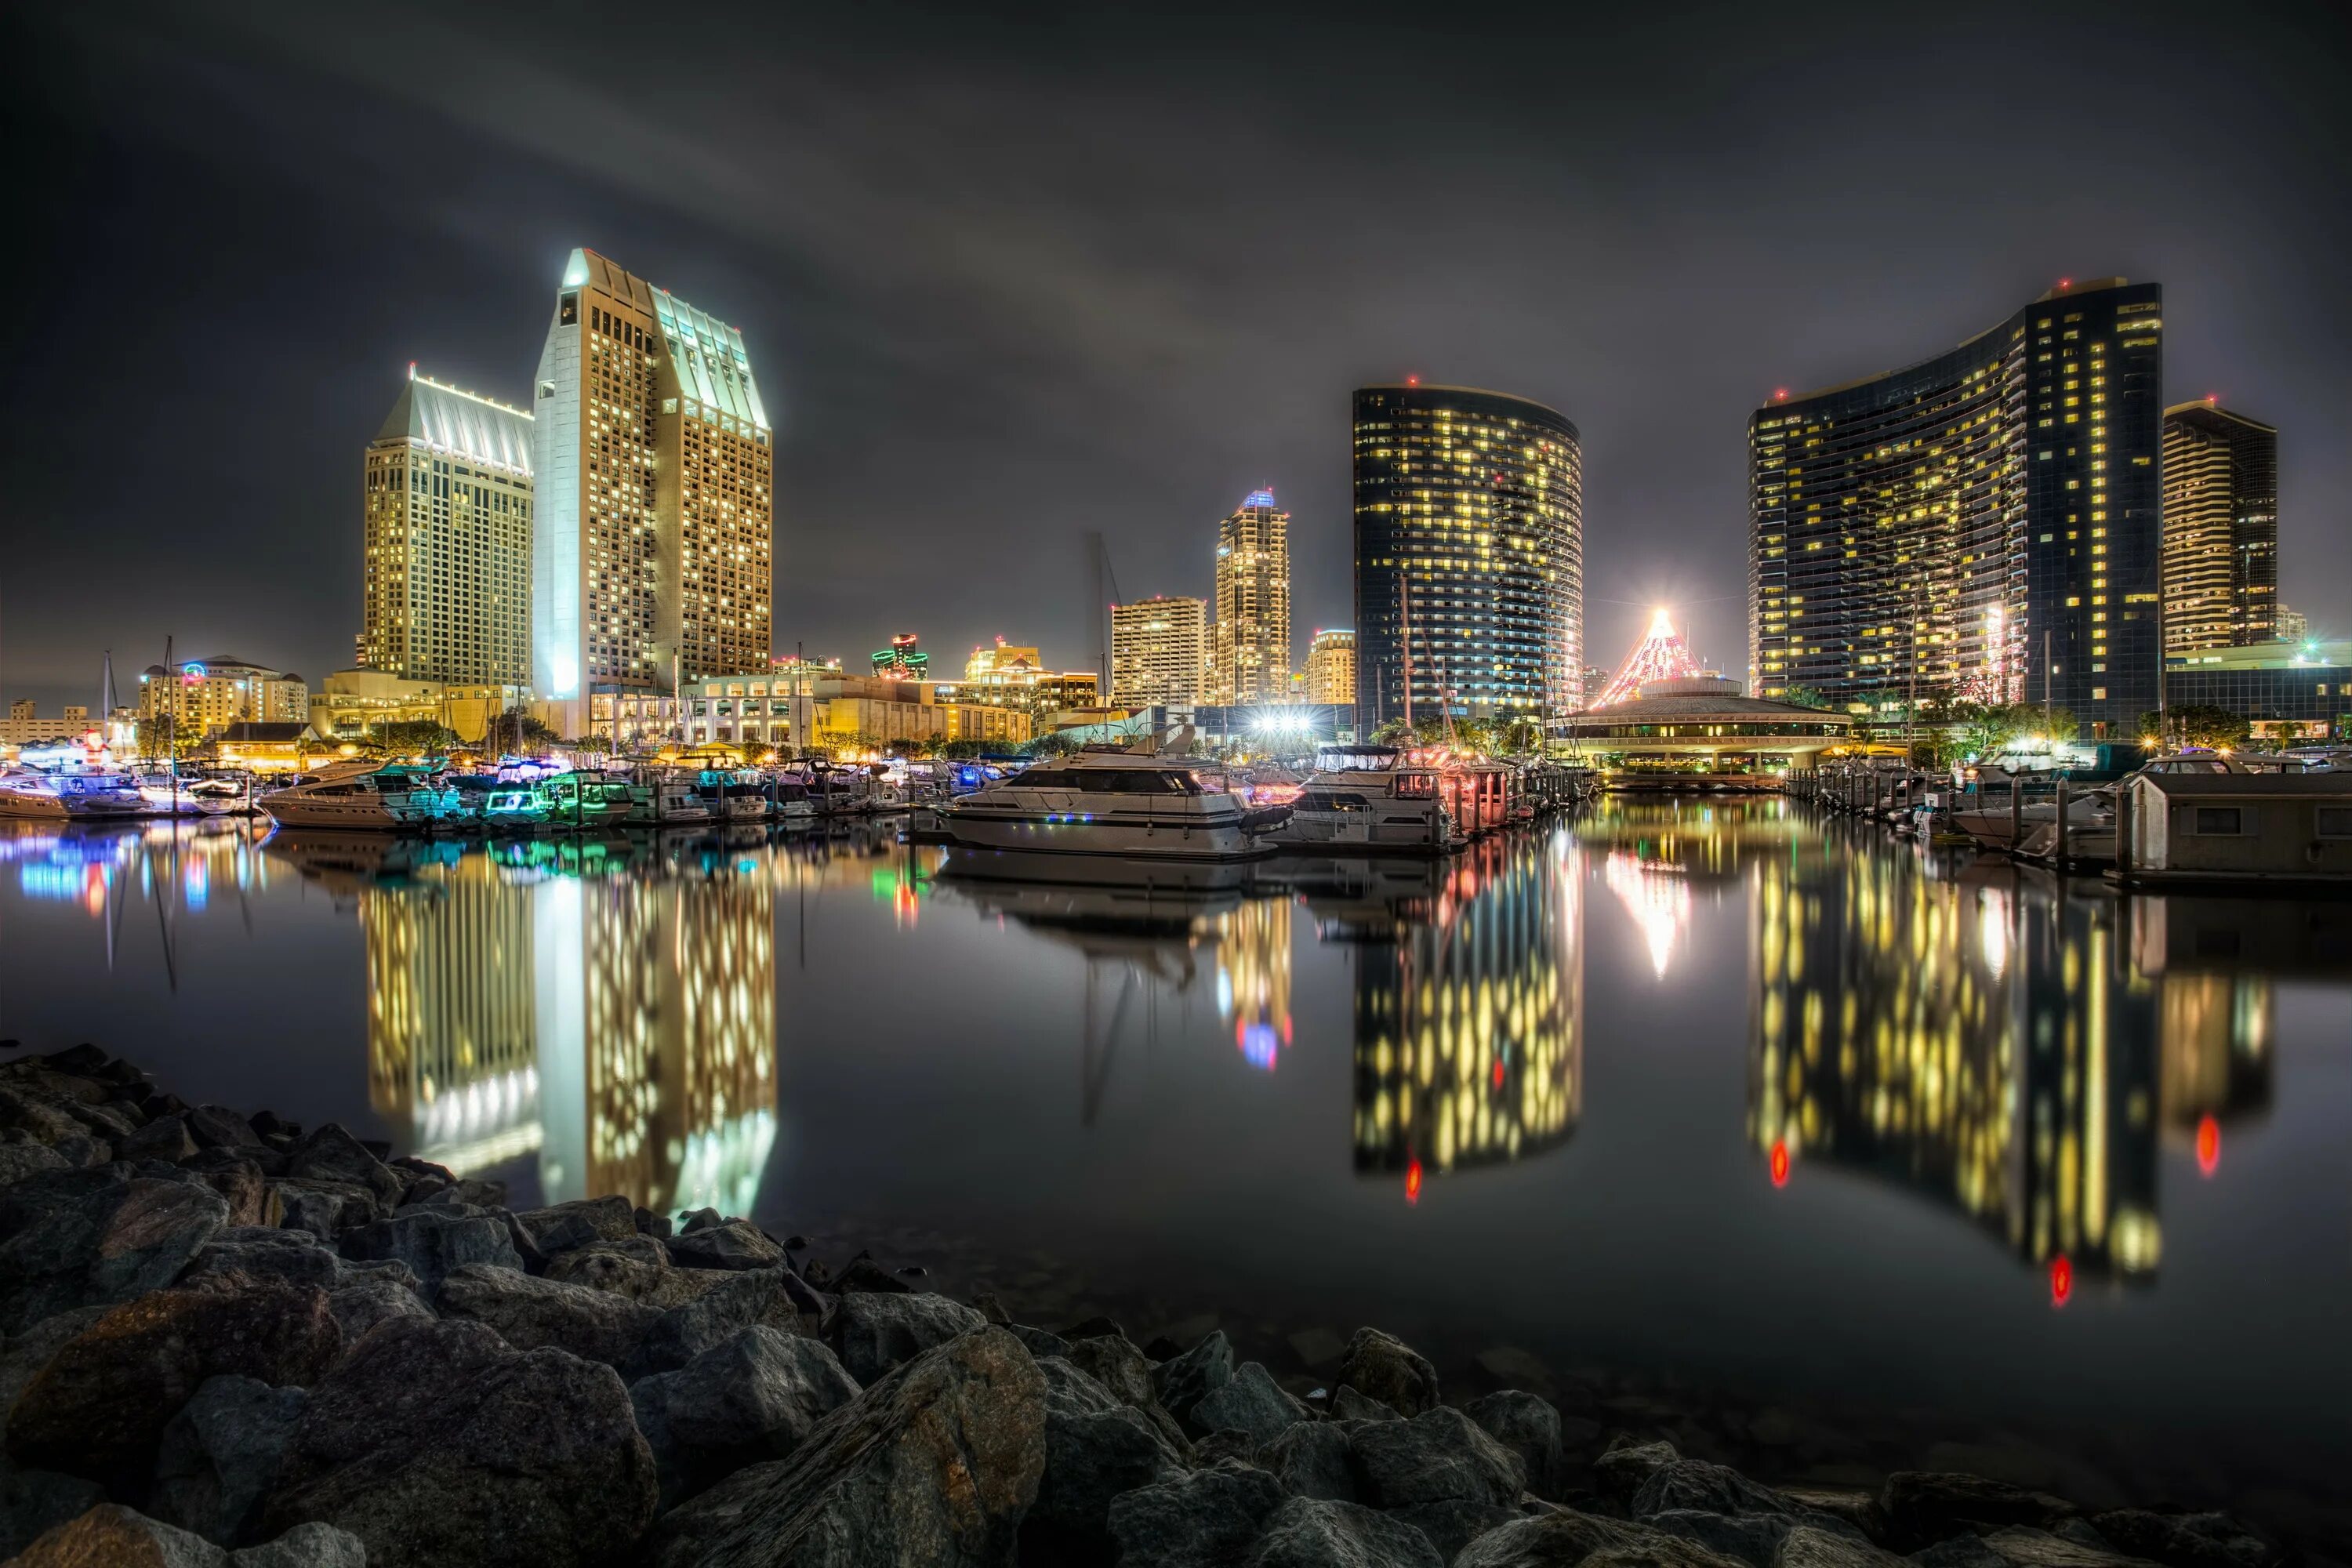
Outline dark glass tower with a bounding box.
[1352,385,1581,731]
[1748,278,2164,738]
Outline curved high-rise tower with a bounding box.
[1352,385,1582,731]
[1748,277,2164,737]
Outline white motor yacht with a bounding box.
[259,764,455,831]
[1260,744,1462,854]
[0,771,148,822]
[940,750,1288,861]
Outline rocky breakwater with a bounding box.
[0,1042,2306,1568]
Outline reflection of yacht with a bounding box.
[1259,854,1446,937]
[1262,744,1461,853]
[941,750,1287,860]
[937,848,1254,924]
[937,843,1258,897]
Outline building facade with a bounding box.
[2165,640,2351,739]
[1305,629,1357,707]
[938,639,1101,719]
[310,670,523,746]
[137,658,307,739]
[531,249,774,739]
[1748,278,2165,738]
[677,673,1033,750]
[1353,385,1583,730]
[2161,401,2278,653]
[1208,489,1292,706]
[0,704,93,746]
[1111,595,1207,708]
[362,371,534,686]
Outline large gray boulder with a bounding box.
[1261,1419,1358,1503]
[149,1374,308,1546]
[261,1316,655,1568]
[1189,1359,1310,1443]
[9,1503,368,1567]
[1636,1458,1802,1520]
[0,1131,73,1187]
[270,1181,380,1243]
[5,1280,341,1478]
[630,1326,861,1508]
[0,1167,230,1333]
[2086,1510,2274,1568]
[183,1228,416,1294]
[437,1261,663,1367]
[1879,1474,2079,1551]
[0,1458,106,1559]
[1455,1508,1751,1568]
[338,1210,521,1294]
[1769,1523,1904,1568]
[323,1278,434,1342]
[510,1195,640,1259]
[1108,1461,1288,1568]
[1592,1438,1683,1508]
[648,1326,1047,1568]
[544,1244,728,1308]
[825,1290,985,1385]
[1392,1497,1522,1563]
[281,1127,402,1210]
[1348,1406,1525,1512]
[1337,1329,1439,1418]
[666,1219,785,1272]
[1251,1495,1446,1568]
[636,1267,822,1376]
[1022,1355,1189,1561]
[1463,1391,1564,1501]
[1152,1329,1236,1429]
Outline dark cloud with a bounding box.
[2,0,2346,703]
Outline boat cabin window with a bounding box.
[1303,790,1372,811]
[1393,772,1437,798]
[2318,807,2352,837]
[2188,806,2250,835]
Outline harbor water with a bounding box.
[2,800,2346,1515]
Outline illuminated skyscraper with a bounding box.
[1748,278,2165,735]
[363,371,533,685]
[1305,629,1356,708]
[1110,594,1207,708]
[1353,386,1582,729]
[2161,401,2278,653]
[532,249,774,741]
[1209,489,1292,706]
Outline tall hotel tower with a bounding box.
[1208,489,1293,706]
[2161,401,2278,653]
[1111,594,1209,708]
[362,370,533,686]
[1748,278,2164,736]
[532,249,773,740]
[1352,386,1582,729]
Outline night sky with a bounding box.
[3,1,2346,710]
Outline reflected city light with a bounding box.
[1603,849,1688,979]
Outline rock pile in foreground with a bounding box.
[0,1044,2298,1566]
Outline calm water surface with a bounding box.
[3,803,2347,1499]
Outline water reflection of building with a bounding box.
[1748,846,2279,1291]
[1577,801,1777,982]
[1352,830,1583,1192]
[349,840,777,1218]
[1216,897,1292,1070]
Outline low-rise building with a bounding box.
[2165,640,2351,741]
[677,673,1032,752]
[213,722,314,773]
[1561,676,1851,771]
[309,670,524,746]
[0,702,94,746]
[138,658,307,739]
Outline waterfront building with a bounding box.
[1305,629,1357,709]
[677,672,1032,751]
[213,723,312,773]
[309,670,526,747]
[1748,278,2165,738]
[2162,401,2278,653]
[2274,604,2309,643]
[137,657,307,740]
[1208,489,1293,706]
[1353,385,1583,730]
[2165,639,2352,740]
[1111,595,1208,708]
[0,703,94,746]
[531,249,773,742]
[362,369,534,686]
[1189,702,1353,751]
[943,638,1101,720]
[1561,675,1851,773]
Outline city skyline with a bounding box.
[4,2,2348,713]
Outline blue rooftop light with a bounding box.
[1242,488,1277,509]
